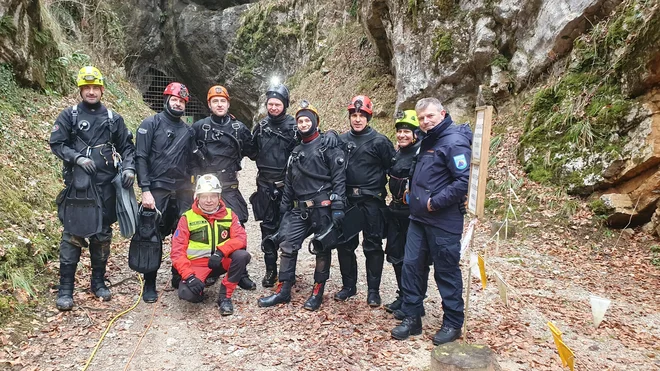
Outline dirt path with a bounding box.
[2,159,659,370]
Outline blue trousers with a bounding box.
[401,220,464,328]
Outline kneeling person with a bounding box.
[171,174,250,315]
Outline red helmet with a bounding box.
[163,82,190,102]
[347,95,373,115]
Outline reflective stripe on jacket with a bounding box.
[184,208,233,260]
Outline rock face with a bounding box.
[361,0,623,118]
[0,0,66,90]
[124,0,349,123]
[122,0,659,228]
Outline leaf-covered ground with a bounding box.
[1,127,659,370]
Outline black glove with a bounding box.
[459,195,468,215]
[121,169,135,188]
[208,251,223,270]
[76,157,96,175]
[332,210,345,226]
[185,274,205,296]
[321,130,340,148]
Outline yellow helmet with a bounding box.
[76,66,104,87]
[394,110,419,130]
[295,100,320,127]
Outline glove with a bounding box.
[459,195,468,215]
[332,210,345,226]
[185,274,205,296]
[76,157,96,175]
[321,130,340,148]
[208,251,223,270]
[121,169,135,188]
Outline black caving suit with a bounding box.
[50,101,135,300]
[385,140,429,309]
[248,113,298,277]
[192,114,255,224]
[266,133,346,303]
[135,109,198,291]
[336,126,396,301]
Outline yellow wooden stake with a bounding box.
[477,254,487,289]
[548,322,575,371]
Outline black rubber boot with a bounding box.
[238,273,257,290]
[262,265,278,288]
[171,267,182,289]
[367,289,382,307]
[432,325,462,345]
[385,263,403,313]
[391,316,423,340]
[365,251,384,307]
[56,264,76,311]
[90,270,112,302]
[303,282,325,311]
[142,271,158,303]
[334,286,357,301]
[89,241,111,301]
[257,281,292,307]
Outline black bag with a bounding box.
[249,189,270,221]
[128,206,163,273]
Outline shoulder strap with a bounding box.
[71,105,79,136]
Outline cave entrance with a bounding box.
[142,67,209,123]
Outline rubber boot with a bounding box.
[303,282,325,311]
[56,263,76,311]
[217,283,234,316]
[365,250,384,307]
[391,316,423,340]
[385,263,403,313]
[262,265,278,288]
[367,289,382,307]
[142,271,158,303]
[171,266,182,289]
[90,268,112,301]
[89,241,111,301]
[335,247,357,301]
[334,286,357,301]
[257,281,292,307]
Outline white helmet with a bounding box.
[194,174,222,199]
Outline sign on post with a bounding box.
[467,106,493,218]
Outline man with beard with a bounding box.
[50,66,136,311]
[248,84,299,288]
[135,82,198,303]
[335,95,395,307]
[391,98,471,346]
[192,85,256,290]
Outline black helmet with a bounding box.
[266,84,290,109]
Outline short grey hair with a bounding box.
[415,98,444,112]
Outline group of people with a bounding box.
[49,66,471,345]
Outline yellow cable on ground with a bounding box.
[82,273,144,371]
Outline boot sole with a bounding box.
[220,311,234,316]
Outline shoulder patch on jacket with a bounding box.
[453,154,468,170]
[138,128,148,134]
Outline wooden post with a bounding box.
[467,106,493,218]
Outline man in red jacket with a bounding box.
[171,174,250,315]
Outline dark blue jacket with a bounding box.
[409,114,472,233]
